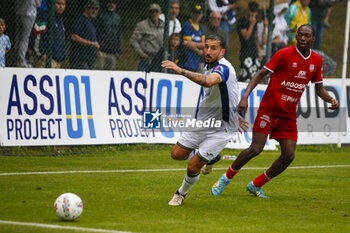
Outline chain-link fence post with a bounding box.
[162,0,170,72]
[265,0,274,83]
[46,0,55,68]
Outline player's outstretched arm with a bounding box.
[237,68,270,116]
[161,60,221,87]
[315,83,339,109]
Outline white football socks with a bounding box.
[178,172,200,196]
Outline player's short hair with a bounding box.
[248,1,259,12]
[205,34,226,49]
[298,24,315,36]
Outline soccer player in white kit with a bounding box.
[162,34,247,206]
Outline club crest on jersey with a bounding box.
[292,62,297,68]
[260,120,267,128]
[260,115,270,123]
[309,64,314,72]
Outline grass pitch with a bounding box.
[0,144,349,233]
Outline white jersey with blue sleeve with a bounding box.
[197,57,239,133]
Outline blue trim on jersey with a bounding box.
[212,64,230,82]
[208,62,230,122]
[219,82,230,122]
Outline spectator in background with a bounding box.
[324,4,332,28]
[257,8,287,63]
[94,0,121,70]
[237,1,261,82]
[37,0,48,12]
[130,3,164,71]
[15,0,42,67]
[70,0,100,69]
[29,0,66,68]
[167,33,187,72]
[256,13,268,62]
[273,3,289,47]
[309,0,332,50]
[180,5,205,72]
[159,0,181,36]
[0,18,11,67]
[206,0,238,48]
[285,0,311,45]
[203,12,226,40]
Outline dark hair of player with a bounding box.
[298,24,316,37]
[205,34,226,49]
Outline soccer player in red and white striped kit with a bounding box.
[212,24,339,198]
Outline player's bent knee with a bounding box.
[287,153,295,162]
[170,149,189,160]
[283,153,295,165]
[170,150,182,160]
[187,165,201,175]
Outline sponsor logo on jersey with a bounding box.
[294,70,307,79]
[191,34,201,41]
[281,94,298,102]
[280,80,307,90]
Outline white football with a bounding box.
[54,193,83,221]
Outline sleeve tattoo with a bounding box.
[181,68,208,86]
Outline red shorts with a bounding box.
[253,109,298,141]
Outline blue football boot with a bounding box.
[246,181,269,198]
[211,174,230,196]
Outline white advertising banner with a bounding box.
[296,78,349,144]
[0,68,348,148]
[1,68,150,146]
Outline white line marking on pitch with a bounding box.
[0,165,349,176]
[0,220,132,233]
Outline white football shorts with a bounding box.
[177,128,233,162]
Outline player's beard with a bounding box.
[205,55,218,66]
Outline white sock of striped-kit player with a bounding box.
[177,172,200,196]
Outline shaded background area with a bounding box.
[0,0,349,78]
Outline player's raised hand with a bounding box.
[161,60,181,74]
[329,98,339,110]
[237,96,248,117]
